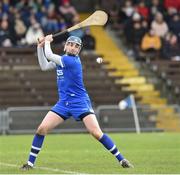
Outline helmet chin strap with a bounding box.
[66,53,77,56]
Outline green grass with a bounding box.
[0,133,180,174]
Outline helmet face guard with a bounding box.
[66,36,82,46]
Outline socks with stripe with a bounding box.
[27,134,45,167]
[99,134,124,162]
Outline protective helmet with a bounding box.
[66,36,82,46]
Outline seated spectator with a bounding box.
[45,4,59,33]
[141,19,149,33]
[82,29,96,50]
[162,34,180,60]
[141,29,161,51]
[15,0,26,11]
[0,19,12,47]
[122,0,135,18]
[25,17,44,45]
[126,13,147,59]
[57,16,66,31]
[2,0,10,14]
[59,1,79,27]
[164,0,180,11]
[34,6,46,25]
[100,0,120,26]
[132,20,146,47]
[136,0,149,20]
[14,13,27,44]
[124,12,142,46]
[0,6,3,19]
[151,12,169,38]
[169,13,180,41]
[114,0,134,29]
[165,6,178,24]
[149,0,164,21]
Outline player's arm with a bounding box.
[37,37,56,71]
[44,34,64,67]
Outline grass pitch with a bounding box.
[0,132,180,174]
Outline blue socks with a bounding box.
[27,134,45,166]
[27,133,123,166]
[99,134,124,162]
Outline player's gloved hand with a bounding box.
[45,34,53,43]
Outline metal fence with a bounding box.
[0,105,180,134]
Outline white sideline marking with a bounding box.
[0,162,86,174]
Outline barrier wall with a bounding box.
[0,105,174,134]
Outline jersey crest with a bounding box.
[57,69,64,79]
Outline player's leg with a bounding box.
[83,114,133,168]
[21,111,65,170]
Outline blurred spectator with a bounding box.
[124,12,142,46]
[15,0,26,11]
[45,4,59,33]
[122,0,135,18]
[37,6,48,29]
[2,0,10,14]
[44,0,52,9]
[151,12,169,38]
[5,7,17,45]
[14,13,27,44]
[149,0,164,21]
[59,1,79,27]
[99,0,120,26]
[169,13,180,41]
[0,5,3,19]
[82,28,96,50]
[141,19,149,32]
[131,17,148,59]
[0,19,12,47]
[162,34,180,60]
[132,20,146,46]
[136,0,149,19]
[165,6,178,24]
[55,16,67,37]
[25,17,44,45]
[141,29,161,57]
[164,0,180,11]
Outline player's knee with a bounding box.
[89,127,103,140]
[36,125,49,135]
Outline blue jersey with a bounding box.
[56,54,89,102]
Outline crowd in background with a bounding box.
[101,0,180,61]
[0,0,95,50]
[1,0,180,58]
